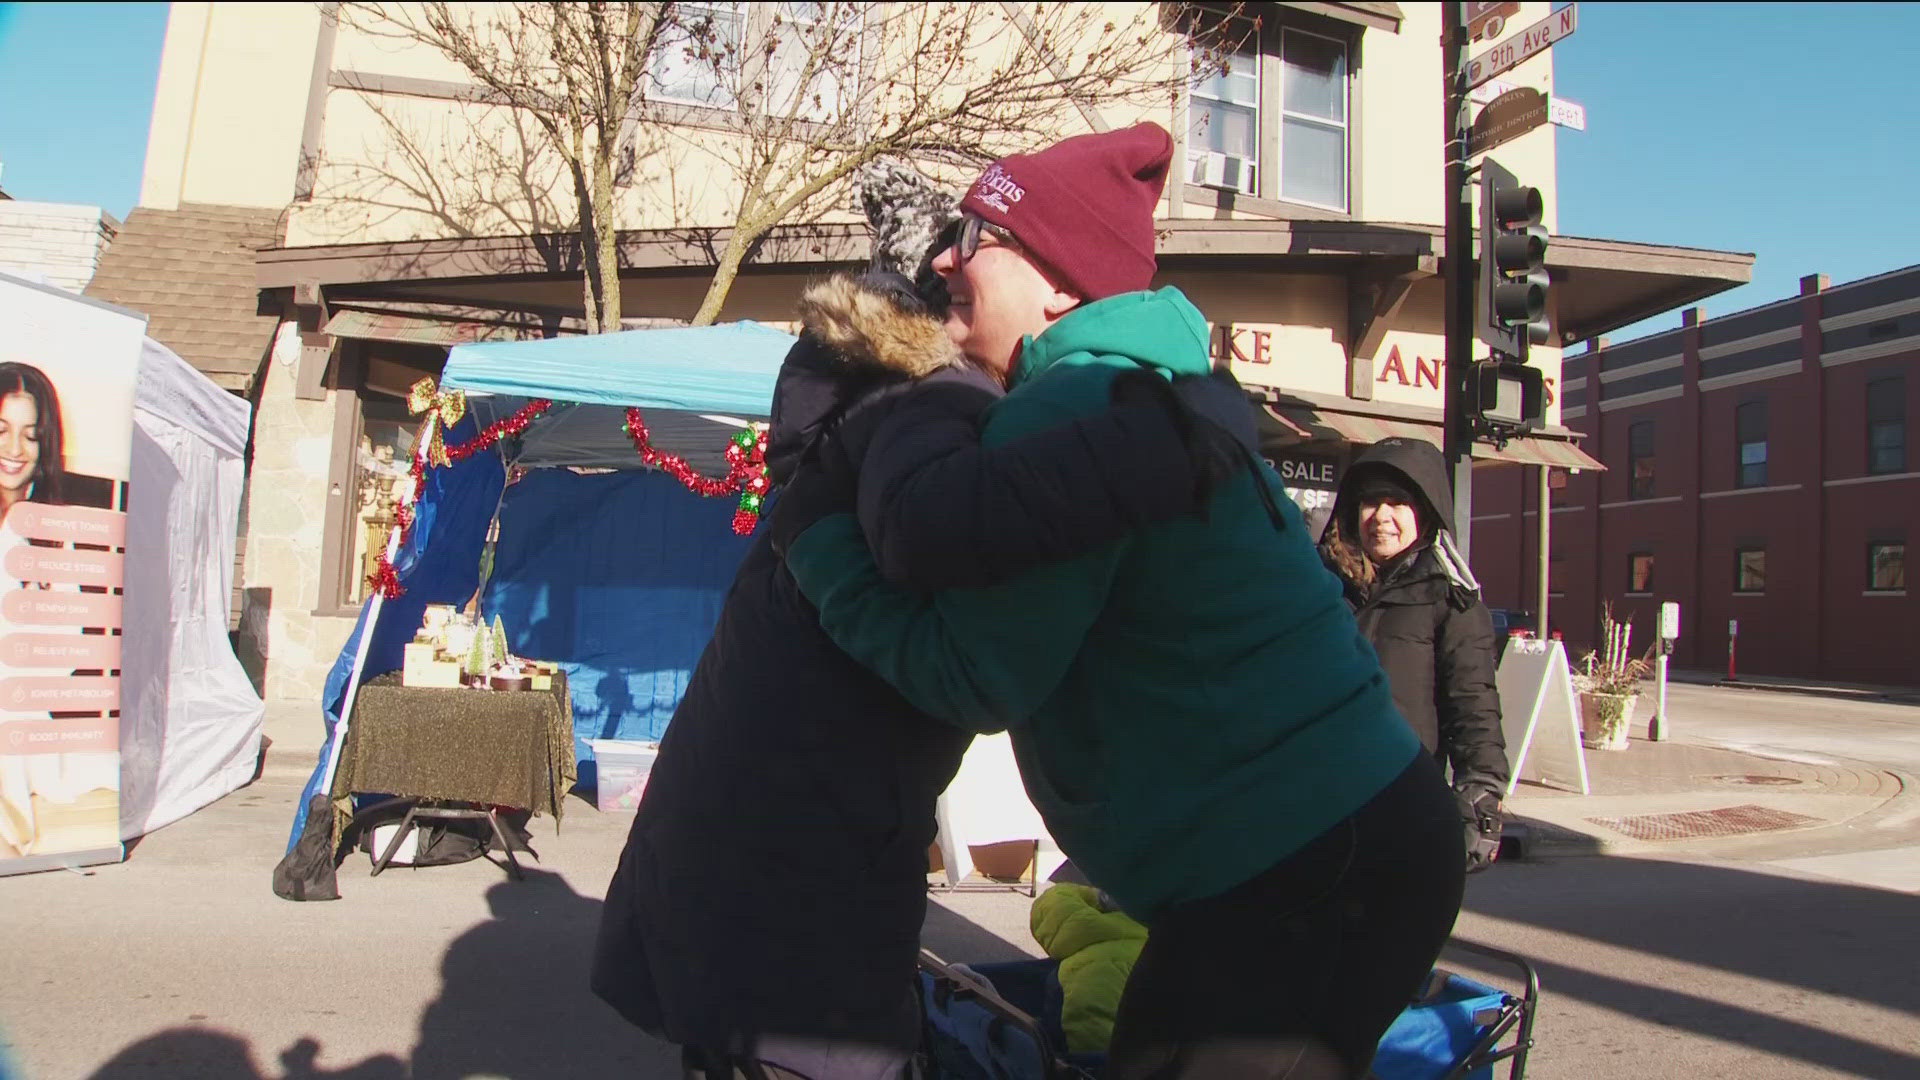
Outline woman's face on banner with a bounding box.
[0,392,42,500]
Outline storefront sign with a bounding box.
[0,273,143,875]
[1263,451,1343,539]
[1377,344,1557,405]
[1378,345,1445,391]
[1211,324,1273,365]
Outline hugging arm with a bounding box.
[830,367,1259,590]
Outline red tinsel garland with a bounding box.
[366,398,767,599]
[624,408,770,535]
[366,398,554,599]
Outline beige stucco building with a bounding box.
[116,1,1751,702]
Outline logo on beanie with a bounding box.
[972,164,1026,214]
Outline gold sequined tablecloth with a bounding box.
[330,671,576,822]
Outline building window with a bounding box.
[1869,542,1905,592]
[1628,552,1654,595]
[1278,28,1349,210]
[1736,400,1768,488]
[1734,547,1766,594]
[1868,376,1906,475]
[1188,49,1261,195]
[1185,23,1350,210]
[1628,420,1655,500]
[651,2,746,109]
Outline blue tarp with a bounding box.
[287,322,795,851]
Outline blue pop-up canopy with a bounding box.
[289,321,797,849]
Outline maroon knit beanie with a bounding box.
[958,123,1173,301]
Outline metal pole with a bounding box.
[1442,2,1475,556]
[1650,651,1670,740]
[1536,464,1551,638]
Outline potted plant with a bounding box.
[1573,604,1651,751]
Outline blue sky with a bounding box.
[0,2,1915,343]
[0,2,168,214]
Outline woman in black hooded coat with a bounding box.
[1318,437,1510,872]
[590,266,1256,1078]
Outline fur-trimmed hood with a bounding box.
[796,273,959,378]
[765,273,964,483]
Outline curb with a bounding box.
[1502,762,1920,863]
[1699,678,1920,707]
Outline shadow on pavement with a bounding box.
[410,868,678,1079]
[1463,854,1920,1077]
[87,1030,404,1079]
[921,893,1037,964]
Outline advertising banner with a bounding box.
[0,273,144,875]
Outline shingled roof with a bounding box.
[85,203,282,394]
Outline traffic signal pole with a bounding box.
[1442,3,1475,559]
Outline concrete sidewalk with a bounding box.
[1503,708,1917,864]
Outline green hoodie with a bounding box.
[787,287,1419,921]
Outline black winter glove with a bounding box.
[1108,368,1260,510]
[1458,787,1504,873]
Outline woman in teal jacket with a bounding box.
[778,125,1464,1079]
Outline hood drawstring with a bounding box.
[1430,529,1481,594]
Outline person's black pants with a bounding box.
[1106,752,1466,1080]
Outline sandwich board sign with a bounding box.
[1496,637,1590,796]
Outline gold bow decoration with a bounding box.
[409,377,468,469]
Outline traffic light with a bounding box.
[1469,359,1545,434]
[1478,157,1550,360]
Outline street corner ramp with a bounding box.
[1587,804,1825,842]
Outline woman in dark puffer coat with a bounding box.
[590,265,1253,1080]
[1318,437,1510,872]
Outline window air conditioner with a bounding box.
[1193,150,1254,195]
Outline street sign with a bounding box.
[1549,96,1586,130]
[1465,1,1519,42]
[1470,78,1588,131]
[1468,86,1550,156]
[1729,618,1739,637]
[1660,601,1681,641]
[1466,3,1579,92]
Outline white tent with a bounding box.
[119,337,263,840]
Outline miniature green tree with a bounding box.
[465,624,488,679]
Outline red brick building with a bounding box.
[1472,266,1917,685]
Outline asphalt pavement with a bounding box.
[0,684,1915,1079]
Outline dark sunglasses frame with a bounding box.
[952,214,1017,264]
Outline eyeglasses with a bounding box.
[951,214,1018,265]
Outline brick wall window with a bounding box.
[1736,400,1768,488]
[1628,551,1654,595]
[1628,420,1655,499]
[1868,376,1906,475]
[1734,546,1767,594]
[1869,542,1905,592]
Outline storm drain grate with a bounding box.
[1707,774,1805,787]
[1587,804,1823,841]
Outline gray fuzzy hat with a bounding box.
[857,158,960,311]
